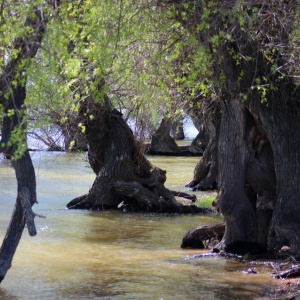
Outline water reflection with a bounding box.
[0,152,275,299]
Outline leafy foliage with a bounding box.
[24,0,210,144]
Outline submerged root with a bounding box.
[112,179,210,214]
[181,222,225,249]
[67,177,211,214]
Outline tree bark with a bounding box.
[0,150,38,283]
[214,98,259,253]
[0,4,52,283]
[170,118,185,140]
[148,117,182,155]
[249,86,300,256]
[0,85,38,283]
[188,105,209,155]
[188,127,208,155]
[186,101,220,190]
[67,104,207,214]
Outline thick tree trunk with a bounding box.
[186,102,220,190]
[188,126,208,155]
[188,107,209,155]
[214,99,260,254]
[69,107,140,209]
[148,117,181,155]
[67,106,205,214]
[186,136,217,190]
[160,0,300,256]
[249,87,300,256]
[170,118,185,140]
[146,116,197,156]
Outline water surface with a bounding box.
[0,152,275,299]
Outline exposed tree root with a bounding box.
[68,179,211,214]
[181,222,225,249]
[170,190,197,202]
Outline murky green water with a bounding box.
[0,152,275,299]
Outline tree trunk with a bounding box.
[188,127,208,155]
[0,85,38,283]
[214,98,260,254]
[249,86,300,256]
[148,117,181,155]
[188,106,209,155]
[159,0,300,256]
[0,150,37,283]
[67,105,206,214]
[0,4,53,283]
[68,106,140,209]
[170,118,185,140]
[186,101,220,190]
[146,116,197,156]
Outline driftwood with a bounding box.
[273,264,300,279]
[181,222,225,249]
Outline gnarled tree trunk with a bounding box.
[67,101,206,214]
[186,100,220,190]
[148,117,181,155]
[188,104,209,155]
[188,126,208,155]
[249,86,300,256]
[170,117,185,140]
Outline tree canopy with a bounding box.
[17,0,204,148]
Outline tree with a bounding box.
[0,1,58,282]
[66,99,203,213]
[147,115,198,156]
[186,96,220,190]
[170,116,185,140]
[22,0,202,213]
[159,0,300,256]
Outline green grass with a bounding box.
[194,193,216,209]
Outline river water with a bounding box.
[0,152,275,299]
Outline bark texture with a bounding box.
[149,117,180,154]
[67,105,207,214]
[0,75,37,284]
[170,118,185,140]
[0,4,54,283]
[186,100,220,190]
